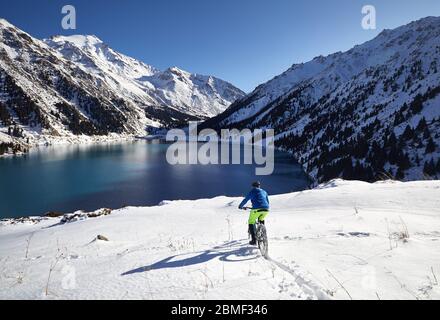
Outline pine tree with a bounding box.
[423,127,431,140]
[393,112,405,126]
[410,94,423,114]
[369,141,386,169]
[388,144,399,165]
[353,137,369,158]
[342,160,354,180]
[401,125,414,141]
[423,160,436,176]
[388,132,397,147]
[416,117,427,132]
[425,137,437,153]
[397,152,411,170]
[415,153,420,166]
[396,166,405,180]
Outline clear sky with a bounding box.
[1,0,439,92]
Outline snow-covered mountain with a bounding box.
[1,179,439,299]
[0,19,147,142]
[204,16,440,183]
[45,35,244,118]
[0,19,244,153]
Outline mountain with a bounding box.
[0,19,244,153]
[203,16,440,183]
[45,35,244,118]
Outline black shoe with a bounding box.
[248,224,257,245]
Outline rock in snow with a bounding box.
[0,179,439,300]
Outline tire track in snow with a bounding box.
[235,238,330,299]
[265,256,331,300]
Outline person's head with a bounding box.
[252,181,261,188]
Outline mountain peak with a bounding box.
[0,19,25,34]
[206,15,440,184]
[166,66,190,76]
[48,34,105,49]
[411,15,440,25]
[0,18,245,135]
[0,18,14,28]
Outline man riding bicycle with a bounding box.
[239,181,269,245]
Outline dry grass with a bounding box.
[45,246,65,296]
[25,232,34,259]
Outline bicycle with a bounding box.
[242,207,269,259]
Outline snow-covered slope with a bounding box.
[46,35,158,80]
[204,16,440,183]
[0,19,244,154]
[0,19,155,143]
[1,179,439,300]
[45,35,244,118]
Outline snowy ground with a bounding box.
[0,179,439,300]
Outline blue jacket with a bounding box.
[239,188,269,210]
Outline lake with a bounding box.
[0,140,310,218]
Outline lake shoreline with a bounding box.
[0,132,144,157]
[2,179,439,300]
[0,140,311,219]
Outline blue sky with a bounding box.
[1,0,439,92]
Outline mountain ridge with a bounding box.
[0,19,244,154]
[44,34,244,119]
[203,16,440,183]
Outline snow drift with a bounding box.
[1,179,439,300]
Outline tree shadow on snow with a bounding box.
[121,240,257,276]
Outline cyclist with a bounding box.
[238,181,269,245]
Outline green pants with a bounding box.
[248,209,269,225]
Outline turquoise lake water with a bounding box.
[0,140,310,218]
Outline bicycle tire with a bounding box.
[257,224,269,258]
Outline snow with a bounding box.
[1,179,439,300]
[50,35,104,50]
[0,19,245,151]
[0,131,12,144]
[216,16,440,183]
[0,19,14,28]
[222,16,440,126]
[44,35,245,119]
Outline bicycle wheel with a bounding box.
[257,224,269,258]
